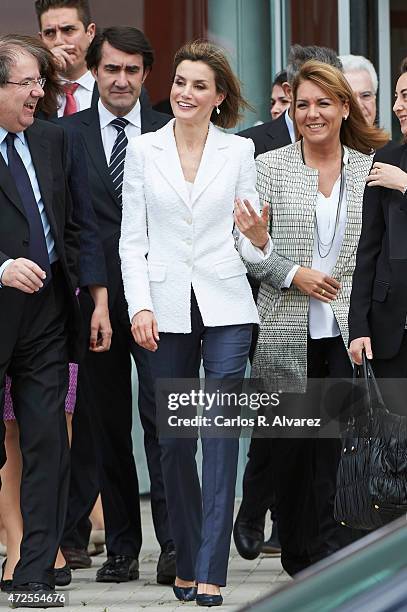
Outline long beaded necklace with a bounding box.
[300,139,345,259]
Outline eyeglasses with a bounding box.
[6,77,47,89]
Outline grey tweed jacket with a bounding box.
[244,141,372,392]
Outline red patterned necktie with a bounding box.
[63,82,79,116]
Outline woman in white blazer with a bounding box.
[120,41,270,607]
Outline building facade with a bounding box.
[5,0,407,132]
[4,0,407,133]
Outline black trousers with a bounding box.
[0,269,70,586]
[239,439,274,522]
[272,336,359,576]
[69,287,171,557]
[61,366,97,550]
[240,278,276,524]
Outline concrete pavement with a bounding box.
[0,501,290,611]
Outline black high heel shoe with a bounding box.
[1,558,13,593]
[196,593,223,607]
[173,584,198,601]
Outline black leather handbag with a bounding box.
[334,353,407,530]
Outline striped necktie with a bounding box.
[109,117,129,204]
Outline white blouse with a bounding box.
[308,176,347,339]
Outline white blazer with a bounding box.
[119,119,262,333]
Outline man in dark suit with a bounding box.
[0,35,82,599]
[234,44,344,563]
[60,26,175,584]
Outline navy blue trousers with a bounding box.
[148,291,252,586]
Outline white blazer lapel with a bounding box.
[190,123,228,205]
[152,120,191,209]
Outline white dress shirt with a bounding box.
[57,70,95,116]
[283,148,349,338]
[284,110,296,144]
[98,99,141,162]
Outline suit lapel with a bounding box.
[266,115,292,149]
[81,109,121,209]
[0,148,26,218]
[25,122,59,237]
[151,120,191,209]
[141,102,158,134]
[91,82,99,108]
[332,153,361,275]
[190,124,227,205]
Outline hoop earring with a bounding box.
[216,105,221,115]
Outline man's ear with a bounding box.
[91,67,98,82]
[87,22,96,43]
[141,67,151,84]
[282,81,292,99]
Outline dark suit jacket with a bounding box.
[238,112,291,157]
[0,119,82,361]
[58,102,171,306]
[64,128,107,288]
[37,84,107,289]
[349,142,407,359]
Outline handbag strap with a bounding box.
[355,351,388,418]
[364,354,387,411]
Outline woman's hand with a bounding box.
[292,267,340,302]
[131,310,159,351]
[349,337,373,365]
[366,162,407,193]
[234,198,270,250]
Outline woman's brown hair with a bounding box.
[292,60,389,154]
[173,40,252,129]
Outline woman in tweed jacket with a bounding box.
[237,61,388,576]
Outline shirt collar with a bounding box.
[98,98,141,129]
[0,126,26,147]
[284,109,295,144]
[61,69,95,91]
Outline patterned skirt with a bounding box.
[3,363,78,420]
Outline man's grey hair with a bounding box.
[0,34,49,86]
[339,54,378,93]
[286,44,342,86]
